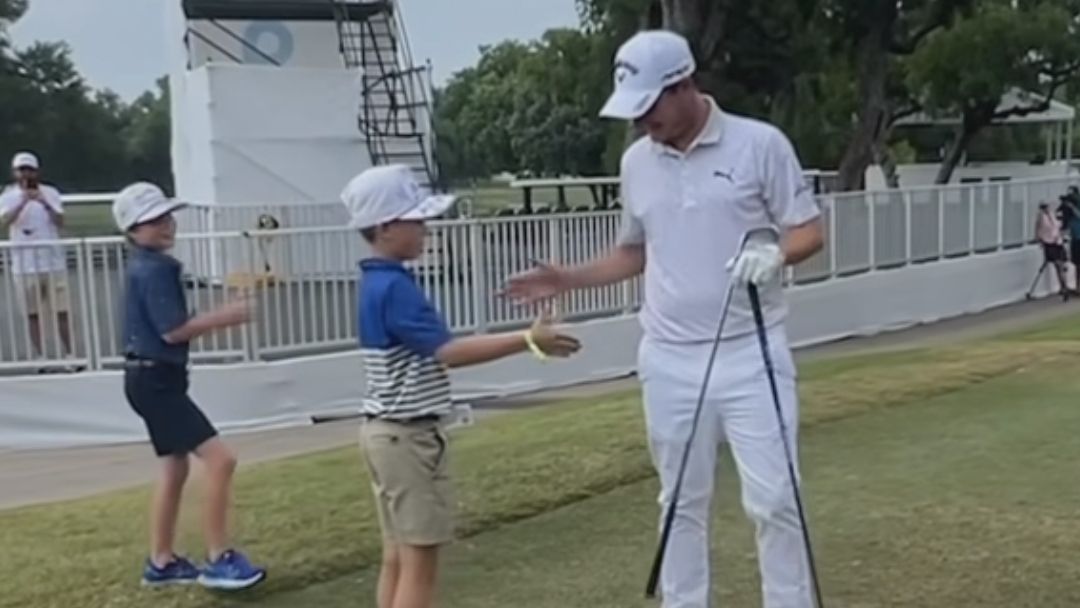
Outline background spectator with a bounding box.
[0,152,77,370]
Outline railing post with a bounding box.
[904,191,913,264]
[469,221,488,333]
[867,194,876,270]
[548,213,565,314]
[241,234,259,362]
[937,191,945,258]
[996,184,1005,251]
[79,239,102,371]
[621,279,635,314]
[968,187,976,254]
[1023,182,1033,244]
[828,197,838,277]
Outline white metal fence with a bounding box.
[0,175,1074,373]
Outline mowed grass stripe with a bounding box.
[2,334,1078,608]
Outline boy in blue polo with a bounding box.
[342,165,582,608]
[113,182,266,591]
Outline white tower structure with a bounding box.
[166,0,439,215]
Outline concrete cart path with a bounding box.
[2,297,1077,511]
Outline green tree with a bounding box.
[905,0,1080,183]
[121,77,173,192]
[0,3,173,195]
[434,29,616,190]
[7,42,129,191]
[435,41,531,181]
[823,0,975,190]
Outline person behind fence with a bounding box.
[112,182,267,591]
[1058,191,1080,265]
[0,151,76,367]
[1035,201,1070,296]
[341,164,583,608]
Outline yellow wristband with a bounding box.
[524,329,550,361]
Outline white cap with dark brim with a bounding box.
[113,182,188,232]
[599,30,697,121]
[12,152,39,170]
[341,164,458,230]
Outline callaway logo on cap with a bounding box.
[600,30,696,121]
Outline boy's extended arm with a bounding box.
[385,280,578,368]
[137,267,251,345]
[434,333,529,369]
[163,301,250,344]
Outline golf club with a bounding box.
[644,277,737,599]
[747,282,826,608]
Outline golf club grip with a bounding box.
[747,283,766,332]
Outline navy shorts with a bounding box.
[124,360,218,457]
[1044,242,1067,263]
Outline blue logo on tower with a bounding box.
[243,21,295,65]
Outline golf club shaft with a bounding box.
[747,283,825,608]
[644,280,737,599]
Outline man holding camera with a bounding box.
[0,152,75,366]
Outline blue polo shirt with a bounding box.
[123,246,190,364]
[358,258,453,419]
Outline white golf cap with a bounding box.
[341,164,457,230]
[113,182,188,231]
[12,151,39,170]
[599,30,696,120]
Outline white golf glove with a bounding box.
[726,242,785,286]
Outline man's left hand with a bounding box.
[727,242,785,285]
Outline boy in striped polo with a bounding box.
[342,164,582,608]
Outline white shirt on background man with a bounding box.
[0,182,66,275]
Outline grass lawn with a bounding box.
[4,319,1080,607]
[64,203,119,237]
[0,202,118,240]
[272,363,1080,608]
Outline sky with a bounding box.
[9,0,581,100]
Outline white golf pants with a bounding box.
[639,325,813,608]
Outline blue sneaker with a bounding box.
[141,556,200,587]
[197,549,267,591]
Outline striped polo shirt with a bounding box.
[357,258,454,420]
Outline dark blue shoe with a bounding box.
[141,556,200,587]
[197,549,267,591]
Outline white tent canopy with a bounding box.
[893,88,1076,168]
[896,88,1076,126]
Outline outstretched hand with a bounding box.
[501,261,567,305]
[528,309,582,358]
[217,296,254,326]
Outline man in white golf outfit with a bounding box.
[505,30,824,607]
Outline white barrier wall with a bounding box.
[0,245,1055,450]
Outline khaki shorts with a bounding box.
[360,418,455,547]
[15,272,71,316]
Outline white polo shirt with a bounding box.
[0,184,66,275]
[619,97,820,344]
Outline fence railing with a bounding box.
[0,175,1074,373]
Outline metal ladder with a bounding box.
[331,1,440,191]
